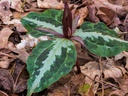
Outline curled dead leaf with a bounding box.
[8,42,29,63]
[0,69,14,91]
[97,7,116,25]
[93,0,128,16]
[0,28,13,49]
[102,58,126,79]
[8,19,27,32]
[75,7,88,26]
[115,51,128,70]
[81,59,126,83]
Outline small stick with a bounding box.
[83,73,119,89]
[0,52,15,58]
[99,57,104,96]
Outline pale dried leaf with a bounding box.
[8,42,29,63]
[0,0,12,24]
[81,59,126,83]
[0,28,13,49]
[81,61,101,84]
[37,0,64,9]
[75,7,88,26]
[10,0,23,12]
[8,19,27,32]
[102,58,126,79]
[115,52,124,61]
[16,35,48,49]
[109,79,128,96]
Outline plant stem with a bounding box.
[75,59,81,74]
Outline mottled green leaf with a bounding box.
[74,28,128,57]
[21,9,63,38]
[80,22,118,37]
[27,38,76,96]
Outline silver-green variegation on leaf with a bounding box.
[21,2,128,96]
[21,9,63,38]
[27,38,76,96]
[73,22,128,57]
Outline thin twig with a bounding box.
[13,65,26,92]
[118,32,128,35]
[83,73,119,89]
[0,90,9,96]
[74,0,81,4]
[99,57,104,96]
[0,52,16,58]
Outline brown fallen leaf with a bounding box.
[114,52,124,61]
[75,7,88,26]
[109,79,128,96]
[48,72,85,96]
[81,61,101,84]
[102,58,126,79]
[37,0,64,9]
[48,85,70,96]
[8,42,29,63]
[122,51,128,69]
[11,64,28,93]
[124,14,128,40]
[0,64,28,95]
[0,28,13,49]
[87,3,100,23]
[0,0,12,24]
[97,7,116,25]
[10,0,23,12]
[108,0,124,5]
[0,49,16,68]
[0,56,10,69]
[92,0,128,16]
[81,59,126,83]
[8,19,27,32]
[0,69,14,91]
[114,51,128,70]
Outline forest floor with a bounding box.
[0,0,128,96]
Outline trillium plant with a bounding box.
[21,1,128,96]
